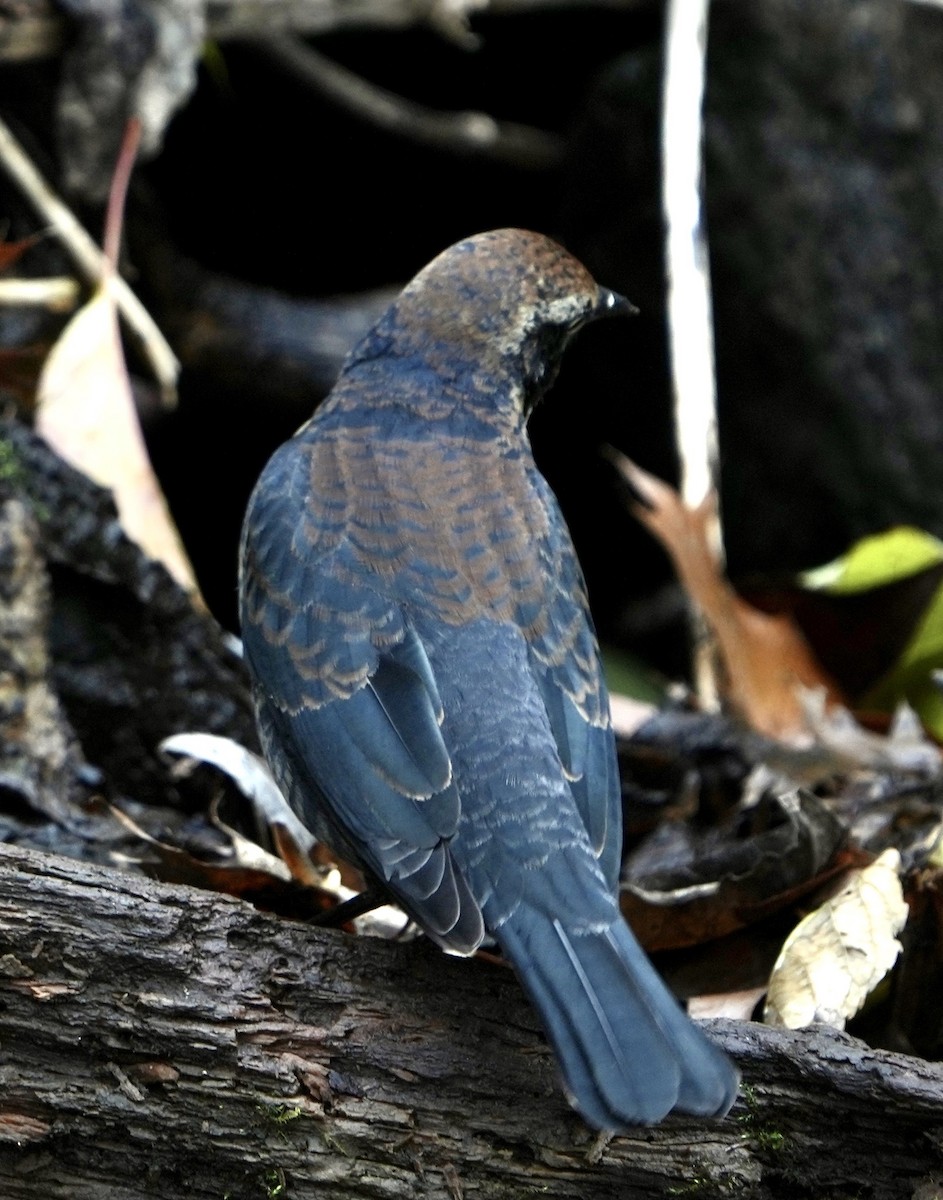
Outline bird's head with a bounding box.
[351,229,634,420]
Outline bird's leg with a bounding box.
[308,887,388,928]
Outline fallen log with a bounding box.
[0,842,941,1199]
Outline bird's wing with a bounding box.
[240,440,484,953]
[525,472,622,893]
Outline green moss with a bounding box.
[261,1167,287,1198]
[738,1084,786,1155]
[270,1105,303,1125]
[0,439,22,482]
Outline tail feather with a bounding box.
[496,905,738,1128]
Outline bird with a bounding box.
[239,228,739,1129]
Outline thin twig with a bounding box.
[258,35,563,169]
[661,0,721,706]
[102,117,141,271]
[0,113,179,406]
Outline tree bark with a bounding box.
[1,842,942,1198]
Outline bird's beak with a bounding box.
[596,287,638,318]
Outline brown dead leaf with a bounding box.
[271,822,337,890]
[108,801,342,919]
[610,450,842,739]
[34,120,199,599]
[160,731,318,857]
[0,233,38,272]
[764,848,908,1029]
[152,734,407,937]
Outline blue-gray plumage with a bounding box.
[239,229,738,1128]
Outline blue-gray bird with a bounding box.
[239,228,738,1128]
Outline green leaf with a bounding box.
[863,601,943,736]
[800,526,943,595]
[800,527,943,738]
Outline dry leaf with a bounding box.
[158,732,409,939]
[109,800,291,883]
[764,848,908,1029]
[610,450,842,739]
[689,988,766,1021]
[0,233,38,272]
[34,120,198,598]
[609,693,657,738]
[621,787,850,951]
[799,691,940,775]
[160,732,317,856]
[109,800,351,923]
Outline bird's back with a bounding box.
[292,379,571,634]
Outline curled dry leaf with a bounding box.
[110,800,291,887]
[764,848,908,1029]
[799,690,940,776]
[109,796,355,924]
[160,732,318,858]
[621,786,849,951]
[35,285,197,592]
[159,732,333,893]
[609,450,842,740]
[159,732,410,939]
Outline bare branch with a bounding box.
[258,35,562,168]
[0,0,651,62]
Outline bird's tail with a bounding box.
[496,905,739,1129]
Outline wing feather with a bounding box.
[241,439,483,953]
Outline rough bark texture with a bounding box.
[0,420,258,811]
[1,841,942,1199]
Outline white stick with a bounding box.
[662,0,719,514]
[0,277,79,311]
[662,0,722,706]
